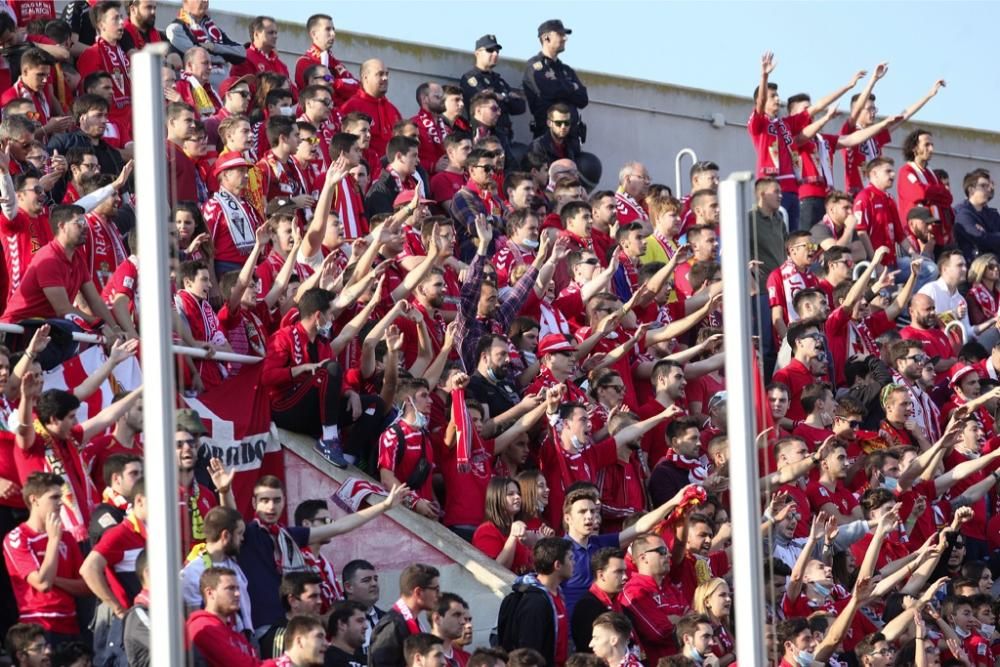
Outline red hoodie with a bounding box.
[185,611,259,667]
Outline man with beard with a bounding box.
[263,615,329,667]
[120,0,165,53]
[918,249,973,339]
[181,506,253,635]
[185,567,259,666]
[772,318,830,422]
[648,417,713,507]
[342,560,384,657]
[527,103,580,166]
[411,82,450,174]
[903,207,940,275]
[467,334,522,420]
[326,601,368,667]
[897,129,954,245]
[341,59,401,164]
[901,294,958,376]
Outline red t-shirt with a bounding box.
[747,109,811,193]
[440,436,495,527]
[805,480,858,518]
[771,358,822,422]
[472,521,533,574]
[430,170,465,205]
[825,307,894,387]
[92,515,146,609]
[796,132,839,199]
[899,325,955,380]
[841,120,891,193]
[791,422,833,450]
[853,184,904,267]
[378,420,436,502]
[0,208,53,303]
[2,239,90,323]
[538,436,618,532]
[82,433,141,493]
[3,522,83,634]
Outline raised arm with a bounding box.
[619,483,703,545]
[646,293,722,346]
[848,62,887,127]
[806,70,866,117]
[80,387,142,443]
[308,484,407,541]
[884,256,922,321]
[72,339,138,402]
[755,51,775,114]
[897,79,946,128]
[301,158,349,260]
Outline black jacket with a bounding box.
[499,578,559,667]
[368,608,411,667]
[570,590,611,653]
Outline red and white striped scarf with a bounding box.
[13,79,49,124]
[539,300,571,338]
[174,290,227,348]
[34,420,95,543]
[652,230,677,259]
[969,283,998,320]
[665,449,709,484]
[392,599,422,635]
[95,37,130,110]
[614,191,648,222]
[333,174,368,240]
[86,212,127,290]
[176,8,224,44]
[778,260,809,321]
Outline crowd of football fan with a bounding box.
[2,1,1000,667]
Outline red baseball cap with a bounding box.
[537,334,576,357]
[219,74,255,99]
[948,363,979,388]
[392,190,435,209]
[213,150,252,178]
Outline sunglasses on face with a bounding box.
[579,258,600,266]
[643,546,668,556]
[550,119,571,127]
[473,163,495,173]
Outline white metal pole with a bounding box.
[719,172,767,666]
[132,44,186,667]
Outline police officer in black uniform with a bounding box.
[522,19,589,141]
[461,35,526,148]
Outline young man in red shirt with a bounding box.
[620,532,688,665]
[806,442,862,525]
[853,157,914,270]
[772,318,829,422]
[185,566,260,667]
[767,231,821,343]
[3,472,88,642]
[0,48,69,133]
[294,14,359,102]
[262,615,329,667]
[76,2,131,141]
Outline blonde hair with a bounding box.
[692,577,730,622]
[969,253,998,285]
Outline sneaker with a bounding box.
[315,437,349,469]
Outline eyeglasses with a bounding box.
[869,648,896,657]
[642,546,668,556]
[175,437,198,448]
[839,419,863,429]
[905,354,929,364]
[311,74,334,82]
[300,136,319,145]
[830,258,855,268]
[229,89,250,98]
[312,98,333,107]
[18,185,43,195]
[422,585,441,592]
[484,47,500,54]
[550,119,571,127]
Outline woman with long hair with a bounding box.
[692,577,735,666]
[516,469,555,536]
[967,253,1000,333]
[471,477,533,573]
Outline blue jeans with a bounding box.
[781,190,800,233]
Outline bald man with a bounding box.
[174,47,222,118]
[615,161,651,226]
[900,293,957,375]
[341,58,402,162]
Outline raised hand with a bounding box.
[26,324,52,357]
[474,213,492,249]
[930,79,946,95]
[20,370,43,400]
[761,51,776,75]
[45,511,62,540]
[383,483,409,509]
[254,222,272,247]
[112,160,134,189]
[108,337,139,365]
[208,457,234,495]
[873,62,889,80]
[849,70,868,86]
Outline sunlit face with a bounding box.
[21,64,50,92]
[686,521,714,555]
[444,93,464,118]
[186,48,212,83]
[950,603,976,634]
[565,498,599,536]
[589,624,621,661]
[671,427,701,459]
[252,486,285,525]
[98,6,124,41]
[547,110,572,140]
[175,210,197,244]
[868,163,896,191]
[311,17,336,50]
[207,574,242,616]
[768,388,790,419]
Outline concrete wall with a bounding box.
[192,6,1000,195]
[281,431,515,648]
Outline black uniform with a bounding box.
[522,53,589,138]
[460,67,526,144]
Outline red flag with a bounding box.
[183,364,282,519]
[450,387,472,473]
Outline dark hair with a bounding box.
[483,476,520,535]
[294,499,329,526]
[36,389,81,425]
[403,633,443,665]
[90,1,122,29]
[666,416,701,442]
[202,506,243,543]
[102,453,142,487]
[791,287,824,314]
[902,128,932,162]
[342,111,373,130]
[342,559,377,583]
[507,648,546,667]
[591,547,625,576]
[265,114,297,146]
[199,566,237,595]
[434,591,468,617]
[853,633,888,662]
[386,135,419,163]
[5,623,45,661]
[560,200,591,227]
[675,613,713,645]
[21,471,64,506]
[468,648,509,667]
[329,132,359,160]
[50,204,85,230]
[963,168,992,197]
[298,287,333,319]
[178,259,208,285]
[248,15,275,40]
[399,563,440,596]
[284,615,324,646]
[533,537,572,575]
[799,382,832,414]
[306,13,332,32]
[864,156,894,174]
[65,145,97,170]
[280,571,323,612]
[859,488,895,519]
[786,317,821,349]
[327,600,367,637]
[19,48,51,72]
[775,616,810,646]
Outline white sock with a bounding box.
[322,425,339,441]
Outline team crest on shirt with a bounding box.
[533,62,543,71]
[818,486,829,498]
[467,76,477,87]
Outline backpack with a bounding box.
[495,585,527,652]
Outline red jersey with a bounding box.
[102,255,139,315]
[595,453,646,534]
[76,38,131,131]
[493,242,536,289]
[0,208,52,302]
[2,239,90,324]
[186,610,260,667]
[11,1,55,25]
[332,173,369,240]
[377,419,436,502]
[293,47,360,104]
[620,572,687,665]
[92,514,146,608]
[841,120,890,193]
[854,184,905,267]
[791,422,833,450]
[440,433,495,527]
[0,79,55,125]
[430,170,465,205]
[257,150,309,203]
[899,325,955,379]
[805,479,858,518]
[539,435,618,531]
[771,358,823,422]
[614,192,648,225]
[766,260,820,326]
[825,307,894,387]
[897,161,954,246]
[472,521,533,574]
[3,522,83,634]
[795,132,839,199]
[230,45,290,80]
[747,109,811,193]
[340,90,402,163]
[82,433,140,492]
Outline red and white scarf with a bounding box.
[890,370,941,443]
[778,260,809,321]
[253,516,307,574]
[539,300,571,338]
[969,283,998,320]
[333,173,368,240]
[213,188,257,254]
[181,72,218,117]
[387,166,418,196]
[652,230,677,259]
[614,191,648,222]
[665,449,709,484]
[847,317,880,358]
[122,20,160,50]
[176,8,224,44]
[415,108,448,150]
[174,290,227,348]
[101,486,130,512]
[465,179,501,217]
[264,151,308,199]
[34,420,95,543]
[561,229,594,253]
[302,547,343,610]
[450,387,473,472]
[86,212,127,290]
[392,599,422,635]
[13,79,50,124]
[95,37,130,110]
